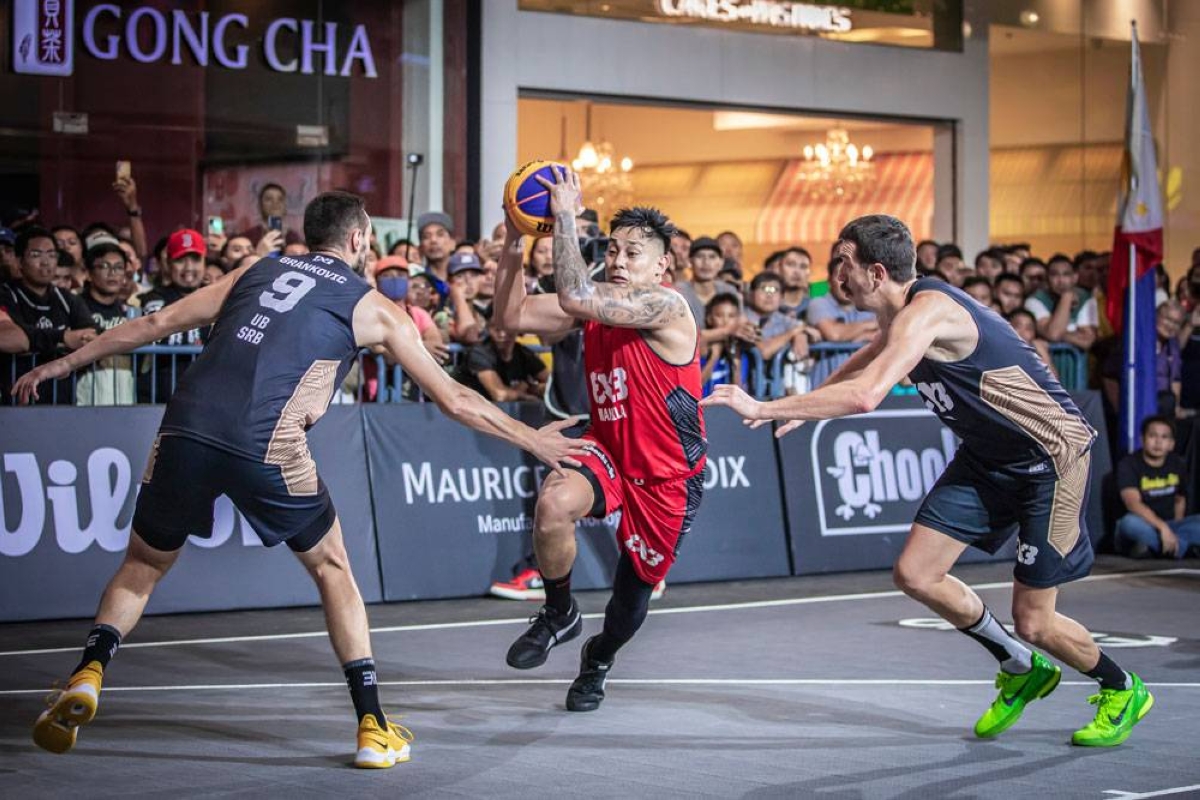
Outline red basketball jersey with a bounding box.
[582,319,707,482]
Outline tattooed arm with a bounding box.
[541,169,691,332]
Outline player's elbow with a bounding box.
[848,384,884,415]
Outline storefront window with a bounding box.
[1,0,461,265]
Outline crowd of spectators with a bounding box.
[5,177,1200,560]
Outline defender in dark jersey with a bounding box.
[14,192,585,767]
[704,215,1153,748]
[492,167,706,712]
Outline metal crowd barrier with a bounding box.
[759,341,1089,397]
[4,343,548,406]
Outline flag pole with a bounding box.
[1124,19,1139,453]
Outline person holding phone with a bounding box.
[238,182,303,253]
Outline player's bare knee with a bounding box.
[893,559,933,598]
[535,478,588,530]
[1012,609,1051,646]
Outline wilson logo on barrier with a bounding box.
[811,409,958,536]
[0,450,258,556]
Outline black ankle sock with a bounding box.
[343,658,386,725]
[74,624,121,674]
[542,570,573,615]
[1084,651,1130,691]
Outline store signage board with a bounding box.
[11,0,377,78]
[656,0,853,34]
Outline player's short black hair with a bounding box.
[1141,414,1175,438]
[836,214,916,283]
[608,207,677,254]
[304,191,368,251]
[15,226,54,257]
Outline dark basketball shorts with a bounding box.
[132,433,336,553]
[914,448,1094,588]
[569,435,705,585]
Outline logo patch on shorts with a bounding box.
[1016,543,1039,565]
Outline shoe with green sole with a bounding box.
[1071,672,1154,747]
[974,651,1062,738]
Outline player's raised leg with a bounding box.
[292,518,412,769]
[33,532,181,754]
[506,469,593,669]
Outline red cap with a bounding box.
[373,254,409,277]
[167,229,206,260]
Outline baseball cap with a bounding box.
[0,227,15,246]
[689,236,721,258]
[167,229,205,260]
[417,211,453,236]
[85,230,120,250]
[373,254,409,277]
[448,252,483,276]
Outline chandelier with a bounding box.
[798,128,875,201]
[569,104,634,214]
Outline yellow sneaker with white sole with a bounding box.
[354,713,414,769]
[33,661,104,754]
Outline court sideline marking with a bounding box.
[2,678,1200,697]
[1102,785,1200,799]
[1,567,1195,658]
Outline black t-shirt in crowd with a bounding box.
[139,284,203,402]
[1116,451,1188,520]
[0,281,93,403]
[81,287,131,333]
[454,339,546,399]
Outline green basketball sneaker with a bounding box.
[1071,672,1154,747]
[974,651,1062,738]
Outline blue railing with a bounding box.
[4,339,1089,407]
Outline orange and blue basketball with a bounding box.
[504,160,566,237]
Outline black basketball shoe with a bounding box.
[506,600,582,669]
[566,635,613,712]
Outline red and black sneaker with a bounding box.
[489,568,545,601]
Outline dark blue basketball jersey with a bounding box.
[160,252,370,461]
[904,278,1096,474]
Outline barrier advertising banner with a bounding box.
[778,393,1110,575]
[0,406,380,621]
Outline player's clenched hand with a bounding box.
[11,360,71,405]
[529,417,589,476]
[535,166,584,220]
[699,384,762,420]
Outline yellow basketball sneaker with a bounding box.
[32,661,104,754]
[1071,672,1154,747]
[354,714,414,769]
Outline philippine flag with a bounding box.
[1106,23,1163,453]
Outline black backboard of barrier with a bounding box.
[0,406,380,621]
[364,403,792,601]
[779,393,1110,575]
[668,406,791,583]
[364,402,622,600]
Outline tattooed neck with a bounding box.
[553,209,593,303]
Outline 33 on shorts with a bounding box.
[132,433,336,553]
[914,448,1094,588]
[570,434,705,585]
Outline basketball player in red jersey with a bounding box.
[492,167,706,711]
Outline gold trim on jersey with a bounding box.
[979,366,1095,557]
[265,360,339,496]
